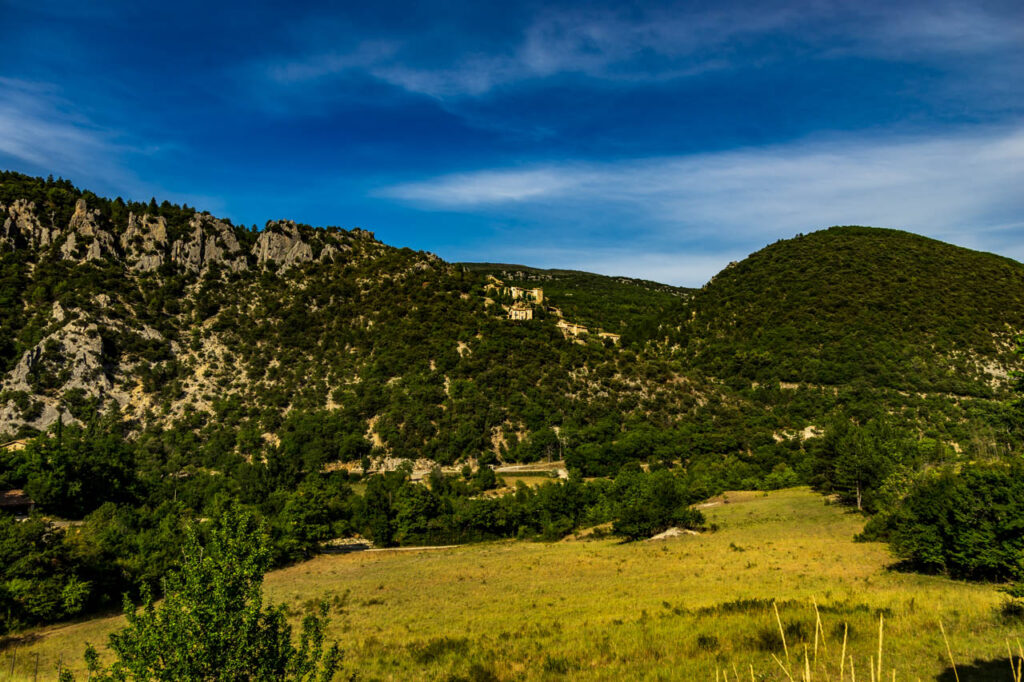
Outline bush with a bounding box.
[73,506,341,681]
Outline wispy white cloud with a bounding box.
[267,41,400,84]
[384,168,591,205]
[0,78,116,175]
[380,126,1024,284]
[260,6,786,97]
[260,2,1023,99]
[852,2,1024,57]
[0,78,224,211]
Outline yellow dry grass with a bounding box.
[496,474,555,489]
[4,487,1021,680]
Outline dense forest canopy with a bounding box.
[675,226,1024,394]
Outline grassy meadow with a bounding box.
[4,487,1021,680]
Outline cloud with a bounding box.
[852,2,1024,57]
[0,78,116,174]
[0,78,224,212]
[260,2,1023,99]
[260,6,785,97]
[267,41,400,84]
[382,168,590,205]
[379,126,1024,284]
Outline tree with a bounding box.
[610,468,704,540]
[75,506,342,681]
[887,463,1024,580]
[0,515,90,634]
[814,417,910,512]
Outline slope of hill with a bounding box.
[0,172,723,469]
[460,262,691,337]
[674,226,1024,397]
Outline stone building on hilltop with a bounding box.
[507,286,544,304]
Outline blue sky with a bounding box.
[1,0,1022,285]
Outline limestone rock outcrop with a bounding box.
[1,200,61,250]
[61,199,117,262]
[5,315,112,398]
[120,212,169,272]
[170,214,248,274]
[254,220,314,269]
[0,308,116,430]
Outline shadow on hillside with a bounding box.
[935,658,1012,681]
[0,632,41,651]
[883,558,926,574]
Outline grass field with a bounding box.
[3,488,1021,680]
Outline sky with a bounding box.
[1,0,1022,286]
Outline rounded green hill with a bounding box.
[683,225,1024,395]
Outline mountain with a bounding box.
[2,172,1022,474]
[667,226,1024,398]
[0,171,725,473]
[5,172,1024,641]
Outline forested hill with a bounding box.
[665,226,1024,397]
[0,171,724,469]
[3,171,1023,476]
[460,262,691,336]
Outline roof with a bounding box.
[0,439,29,450]
[0,489,34,508]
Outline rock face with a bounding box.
[62,199,117,262]
[0,309,116,430]
[0,182,397,433]
[121,213,168,272]
[254,221,314,269]
[5,316,112,397]
[170,214,248,274]
[1,198,372,275]
[1,200,61,250]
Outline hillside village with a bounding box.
[485,277,620,343]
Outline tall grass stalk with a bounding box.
[939,620,959,682]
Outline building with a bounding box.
[1,439,28,452]
[598,332,621,344]
[0,489,35,516]
[507,286,544,304]
[557,319,588,336]
[508,303,533,321]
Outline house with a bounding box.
[0,489,35,516]
[557,319,588,336]
[508,303,533,321]
[598,332,621,344]
[1,439,29,452]
[507,286,544,304]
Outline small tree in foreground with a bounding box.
[72,507,342,681]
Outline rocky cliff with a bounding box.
[0,181,395,434]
